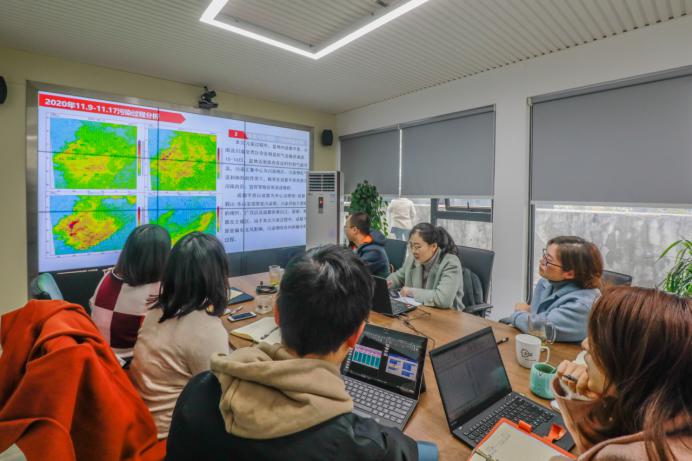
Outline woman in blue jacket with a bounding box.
[508,236,603,342]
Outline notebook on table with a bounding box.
[469,418,575,461]
[228,287,254,305]
[230,317,281,344]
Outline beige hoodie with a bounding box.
[210,342,353,440]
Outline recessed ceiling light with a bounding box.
[200,0,431,60]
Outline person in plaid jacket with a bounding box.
[90,224,171,362]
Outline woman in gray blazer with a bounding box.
[387,223,464,310]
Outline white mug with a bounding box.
[515,334,550,369]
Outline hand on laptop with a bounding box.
[399,287,413,298]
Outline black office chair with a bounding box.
[384,238,407,271]
[457,245,495,318]
[601,270,633,288]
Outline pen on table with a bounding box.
[495,337,509,345]
[260,325,279,340]
[473,448,497,461]
[228,305,244,315]
[560,374,578,383]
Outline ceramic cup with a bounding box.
[515,333,550,369]
[530,362,557,399]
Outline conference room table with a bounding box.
[223,273,581,460]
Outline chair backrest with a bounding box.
[601,269,633,288]
[384,239,407,271]
[457,245,495,304]
[29,273,64,300]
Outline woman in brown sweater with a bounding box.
[555,287,691,460]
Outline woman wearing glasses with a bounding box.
[387,223,464,310]
[505,236,603,342]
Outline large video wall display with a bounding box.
[36,91,310,272]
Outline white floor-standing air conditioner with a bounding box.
[306,171,342,249]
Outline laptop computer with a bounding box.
[341,324,428,431]
[430,327,575,452]
[371,276,417,316]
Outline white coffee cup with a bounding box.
[515,334,550,369]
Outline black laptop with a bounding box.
[341,324,428,430]
[430,327,575,451]
[371,276,417,316]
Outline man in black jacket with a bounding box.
[345,212,391,278]
[166,245,436,461]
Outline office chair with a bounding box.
[29,272,63,301]
[601,269,633,288]
[457,245,495,318]
[384,238,407,271]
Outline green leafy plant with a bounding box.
[658,239,692,297]
[349,181,388,234]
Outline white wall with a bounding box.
[336,15,692,319]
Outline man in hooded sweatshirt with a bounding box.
[344,211,390,278]
[166,245,437,461]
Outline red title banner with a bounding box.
[39,94,185,123]
[228,129,248,139]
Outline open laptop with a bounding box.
[371,276,417,316]
[430,327,575,452]
[341,324,428,430]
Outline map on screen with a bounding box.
[36,91,309,272]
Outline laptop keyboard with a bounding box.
[343,376,414,426]
[463,394,555,444]
[391,299,410,313]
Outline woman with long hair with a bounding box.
[556,286,692,460]
[387,223,464,309]
[129,232,230,439]
[90,224,171,361]
[506,236,603,342]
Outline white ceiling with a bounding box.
[1,0,690,114]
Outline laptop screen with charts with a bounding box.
[341,324,427,430]
[371,276,417,316]
[430,327,575,451]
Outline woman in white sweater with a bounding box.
[129,232,230,439]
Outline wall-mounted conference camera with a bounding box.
[198,86,218,109]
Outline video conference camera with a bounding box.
[198,86,218,109]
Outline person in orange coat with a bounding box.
[0,299,165,461]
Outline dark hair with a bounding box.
[348,212,371,235]
[113,225,171,286]
[277,245,373,356]
[547,236,603,289]
[409,223,458,257]
[581,287,692,460]
[154,232,229,322]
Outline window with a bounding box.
[531,204,692,288]
[433,199,492,250]
[344,197,493,251]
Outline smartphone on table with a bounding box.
[228,311,257,322]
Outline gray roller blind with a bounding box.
[532,74,692,205]
[340,129,399,195]
[401,109,495,197]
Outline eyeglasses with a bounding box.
[408,242,426,251]
[541,248,563,269]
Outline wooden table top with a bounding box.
[223,273,581,460]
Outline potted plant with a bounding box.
[349,181,388,234]
[658,239,691,297]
